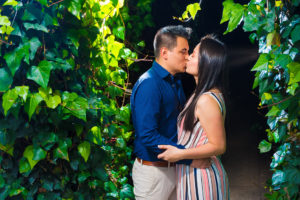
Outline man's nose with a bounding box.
[187,54,191,60]
[185,53,190,60]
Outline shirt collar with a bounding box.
[152,61,171,79]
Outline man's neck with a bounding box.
[155,59,175,76]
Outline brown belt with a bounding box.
[136,157,175,167]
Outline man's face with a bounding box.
[166,37,189,74]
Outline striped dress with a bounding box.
[176,92,229,200]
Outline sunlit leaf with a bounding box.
[252,54,269,71]
[0,16,11,26]
[221,0,244,34]
[2,88,18,116]
[287,62,300,85]
[23,145,39,169]
[185,3,201,20]
[15,86,29,101]
[3,0,18,7]
[24,93,43,120]
[78,141,91,162]
[88,126,102,145]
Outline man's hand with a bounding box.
[190,157,211,168]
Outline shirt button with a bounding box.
[172,84,175,87]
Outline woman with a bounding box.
[158,34,229,200]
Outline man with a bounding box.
[130,25,195,200]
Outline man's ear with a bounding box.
[160,47,169,60]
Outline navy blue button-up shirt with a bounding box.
[131,61,191,164]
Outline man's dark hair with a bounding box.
[153,25,192,58]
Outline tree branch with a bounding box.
[48,0,64,7]
[258,91,299,109]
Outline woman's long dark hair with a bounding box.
[179,34,227,132]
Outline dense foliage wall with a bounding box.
[220,0,299,199]
[0,0,153,199]
[182,0,299,199]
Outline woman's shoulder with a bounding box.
[196,90,222,111]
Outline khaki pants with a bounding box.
[132,159,176,200]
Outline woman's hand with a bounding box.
[157,145,183,162]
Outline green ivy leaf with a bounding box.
[292,0,300,6]
[19,157,31,173]
[0,143,14,156]
[24,93,43,120]
[266,30,281,47]
[3,0,18,7]
[0,175,5,188]
[113,26,125,40]
[221,0,244,34]
[120,184,134,199]
[9,187,25,197]
[287,62,300,85]
[63,95,88,121]
[27,60,52,89]
[118,0,124,7]
[272,170,285,185]
[29,37,41,60]
[37,0,47,6]
[258,140,272,153]
[137,41,145,47]
[4,43,30,76]
[251,54,269,71]
[287,83,298,95]
[54,141,70,161]
[45,95,61,109]
[15,86,29,101]
[0,16,11,26]
[291,24,300,43]
[185,3,201,20]
[23,145,39,169]
[0,68,13,92]
[33,147,47,161]
[78,141,91,162]
[104,181,117,192]
[65,0,83,19]
[88,126,102,145]
[2,88,18,116]
[266,106,280,117]
[24,22,48,32]
[77,171,91,183]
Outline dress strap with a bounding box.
[203,92,226,116]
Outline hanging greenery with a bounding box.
[0,0,153,199]
[182,0,300,199]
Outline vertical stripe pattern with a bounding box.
[176,92,229,200]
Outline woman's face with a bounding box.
[186,44,200,76]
